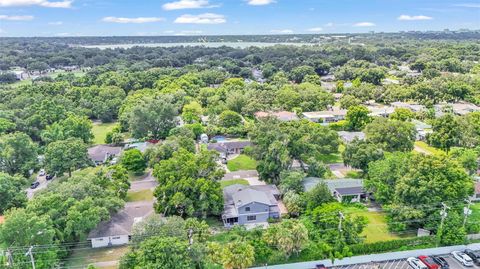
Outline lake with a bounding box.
[79,42,318,50]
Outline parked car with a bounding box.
[315,264,327,269]
[418,255,439,269]
[39,169,46,176]
[432,256,449,269]
[30,181,40,189]
[451,251,474,267]
[46,174,54,180]
[464,249,480,266]
[407,257,428,269]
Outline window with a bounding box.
[245,207,250,212]
[247,215,256,221]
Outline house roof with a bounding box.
[88,145,122,162]
[223,184,279,218]
[254,111,299,122]
[207,141,252,153]
[335,186,365,196]
[303,108,347,119]
[87,201,154,239]
[303,177,364,192]
[338,131,365,143]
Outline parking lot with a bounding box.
[330,253,480,269]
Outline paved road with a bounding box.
[130,173,158,191]
[26,174,51,199]
[223,170,259,180]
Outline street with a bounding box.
[26,174,50,199]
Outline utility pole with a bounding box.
[463,198,473,228]
[6,249,13,267]
[338,212,345,234]
[436,203,449,247]
[25,246,35,269]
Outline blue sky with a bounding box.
[0,0,479,36]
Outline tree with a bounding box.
[346,105,371,131]
[0,132,38,176]
[305,182,335,211]
[121,149,146,175]
[120,236,195,269]
[44,138,89,177]
[263,219,309,258]
[448,147,479,175]
[182,101,203,124]
[428,114,461,151]
[207,241,255,269]
[389,108,415,121]
[129,97,178,139]
[364,118,416,152]
[218,110,243,128]
[283,191,305,216]
[289,65,316,83]
[343,139,384,172]
[144,135,195,167]
[0,173,27,214]
[438,210,466,246]
[0,118,16,134]
[153,148,224,218]
[279,170,305,194]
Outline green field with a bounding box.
[66,244,129,268]
[471,203,480,224]
[126,189,154,202]
[347,207,403,243]
[227,154,257,171]
[92,122,117,145]
[220,179,249,188]
[317,144,345,164]
[414,141,444,155]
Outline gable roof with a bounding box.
[224,184,279,206]
[254,111,299,122]
[88,145,122,162]
[87,201,154,239]
[207,141,252,153]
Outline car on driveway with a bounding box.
[46,174,54,180]
[432,256,449,269]
[451,251,474,267]
[464,249,480,266]
[30,181,40,189]
[315,264,327,269]
[39,169,46,176]
[407,257,428,269]
[418,255,439,269]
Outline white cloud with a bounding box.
[398,15,433,21]
[454,3,480,8]
[102,16,165,24]
[163,0,217,10]
[270,29,293,34]
[353,22,376,27]
[174,13,225,24]
[247,0,275,6]
[0,0,72,8]
[48,21,63,25]
[0,14,34,20]
[307,27,323,32]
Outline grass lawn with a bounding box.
[220,179,249,188]
[346,207,402,243]
[126,189,154,202]
[66,244,129,268]
[317,144,345,164]
[92,122,117,145]
[414,141,444,155]
[470,203,480,224]
[227,155,257,172]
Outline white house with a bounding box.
[87,201,154,248]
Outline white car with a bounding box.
[407,257,428,269]
[39,169,46,176]
[451,251,474,267]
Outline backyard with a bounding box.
[220,178,250,188]
[414,141,444,156]
[227,154,257,171]
[317,144,345,164]
[92,122,117,145]
[66,244,129,268]
[346,207,404,243]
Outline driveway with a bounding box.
[223,170,259,180]
[26,174,51,199]
[130,171,158,191]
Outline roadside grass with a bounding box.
[92,122,117,145]
[470,203,480,225]
[345,170,362,178]
[220,179,249,188]
[414,141,444,155]
[126,189,154,202]
[66,244,129,268]
[317,144,345,164]
[226,155,257,171]
[346,207,403,243]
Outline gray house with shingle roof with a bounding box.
[207,140,252,159]
[222,184,281,228]
[88,145,122,165]
[303,178,369,203]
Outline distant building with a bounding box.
[222,184,281,228]
[87,201,154,248]
[254,111,299,122]
[303,178,369,203]
[338,131,366,143]
[303,108,347,123]
[124,142,152,153]
[412,119,432,141]
[391,102,426,113]
[434,102,480,117]
[207,140,252,159]
[366,105,395,117]
[88,145,122,165]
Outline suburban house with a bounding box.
[303,178,369,203]
[412,119,433,141]
[391,102,426,113]
[303,108,347,123]
[338,131,366,143]
[434,102,480,117]
[472,181,480,202]
[207,140,252,159]
[87,145,122,166]
[366,105,395,117]
[254,111,299,122]
[222,184,282,228]
[124,141,153,153]
[87,201,154,248]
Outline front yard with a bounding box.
[66,244,129,268]
[92,122,117,145]
[227,154,257,171]
[220,179,249,188]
